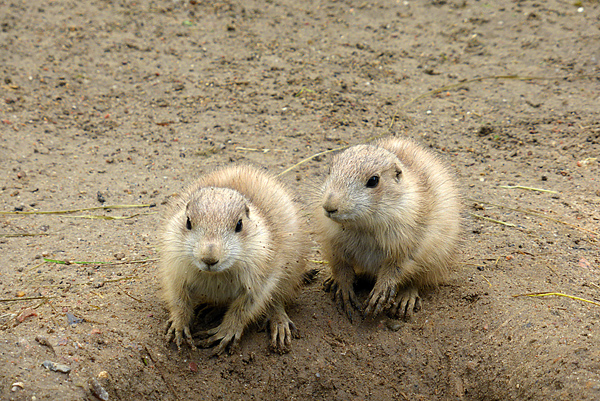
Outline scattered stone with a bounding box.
[16,308,37,322]
[385,318,402,332]
[478,125,493,136]
[42,360,71,374]
[97,191,106,203]
[472,203,484,210]
[89,377,109,400]
[11,382,24,392]
[35,336,56,354]
[466,360,478,371]
[98,371,109,379]
[66,312,84,326]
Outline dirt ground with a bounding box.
[1,0,599,399]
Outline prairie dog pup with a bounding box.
[316,137,461,321]
[161,165,308,354]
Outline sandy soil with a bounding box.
[1,0,599,399]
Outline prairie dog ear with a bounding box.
[245,205,250,218]
[394,162,403,181]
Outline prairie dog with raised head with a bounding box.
[315,137,461,322]
[160,165,308,354]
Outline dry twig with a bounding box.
[468,199,599,238]
[499,185,558,194]
[469,212,516,227]
[0,204,154,216]
[513,292,600,307]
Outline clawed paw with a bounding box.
[164,318,196,350]
[195,325,243,356]
[389,287,421,320]
[364,284,397,318]
[324,276,362,323]
[268,319,299,354]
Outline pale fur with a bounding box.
[315,137,461,319]
[160,165,308,353]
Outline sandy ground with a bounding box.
[1,0,600,399]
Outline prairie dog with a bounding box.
[160,165,308,354]
[315,137,461,321]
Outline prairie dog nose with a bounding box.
[202,255,219,266]
[199,242,221,267]
[323,193,339,215]
[323,204,338,214]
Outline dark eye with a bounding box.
[186,217,192,230]
[366,175,379,188]
[235,219,243,233]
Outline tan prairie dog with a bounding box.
[160,165,308,354]
[315,137,461,322]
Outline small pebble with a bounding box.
[35,336,55,354]
[89,377,109,401]
[42,360,71,374]
[465,361,478,371]
[67,312,84,325]
[385,318,402,332]
[11,382,24,392]
[17,308,37,322]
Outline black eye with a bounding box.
[235,219,243,233]
[366,175,379,188]
[186,217,192,230]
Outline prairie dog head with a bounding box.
[321,145,404,226]
[166,187,268,273]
